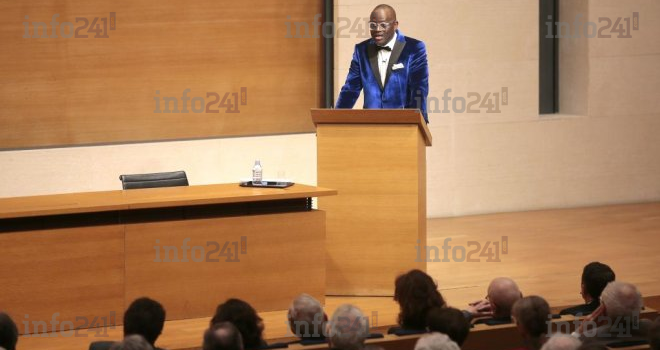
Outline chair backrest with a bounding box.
[119,171,189,190]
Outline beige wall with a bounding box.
[336,0,660,217]
[1,0,659,218]
[0,134,317,198]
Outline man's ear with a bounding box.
[491,302,499,316]
[580,283,588,300]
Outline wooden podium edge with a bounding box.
[310,108,432,147]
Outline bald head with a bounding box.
[488,277,522,318]
[203,322,244,350]
[372,4,397,21]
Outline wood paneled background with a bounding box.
[0,1,323,149]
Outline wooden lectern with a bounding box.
[311,109,432,296]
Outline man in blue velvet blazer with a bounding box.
[335,4,429,123]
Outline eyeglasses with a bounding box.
[369,21,395,31]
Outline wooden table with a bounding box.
[0,183,336,335]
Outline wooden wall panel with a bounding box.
[0,226,124,334]
[124,211,326,320]
[0,0,322,149]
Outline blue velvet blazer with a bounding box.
[335,30,429,123]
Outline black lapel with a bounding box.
[367,44,384,90]
[384,39,406,87]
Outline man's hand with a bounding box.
[465,299,493,318]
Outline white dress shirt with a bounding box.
[377,32,397,86]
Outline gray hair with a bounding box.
[600,281,643,319]
[109,335,154,350]
[414,332,460,350]
[540,334,581,350]
[288,293,325,337]
[328,304,369,350]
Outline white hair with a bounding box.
[540,334,581,350]
[288,293,325,337]
[600,281,643,319]
[109,335,154,350]
[328,304,368,350]
[414,333,460,350]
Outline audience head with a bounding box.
[288,293,326,338]
[649,317,660,350]
[123,297,166,347]
[0,313,18,350]
[512,296,551,338]
[394,269,446,329]
[512,296,550,350]
[203,322,244,350]
[487,277,522,318]
[580,262,615,303]
[109,334,154,350]
[414,332,460,350]
[540,334,581,350]
[599,281,642,319]
[426,307,470,346]
[327,304,368,350]
[211,298,264,350]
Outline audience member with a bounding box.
[211,299,266,350]
[574,281,651,346]
[426,307,470,346]
[90,297,166,350]
[327,304,368,350]
[391,269,446,332]
[560,262,615,316]
[203,322,244,350]
[649,317,660,350]
[0,312,18,350]
[464,277,522,325]
[109,334,154,350]
[414,332,460,350]
[287,294,327,343]
[511,296,551,350]
[540,334,581,350]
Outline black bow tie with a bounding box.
[376,45,392,51]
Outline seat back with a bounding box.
[119,171,189,190]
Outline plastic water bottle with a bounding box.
[252,160,263,185]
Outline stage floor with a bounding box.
[18,201,660,350]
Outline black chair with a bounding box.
[119,171,189,190]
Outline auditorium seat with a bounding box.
[286,307,658,350]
